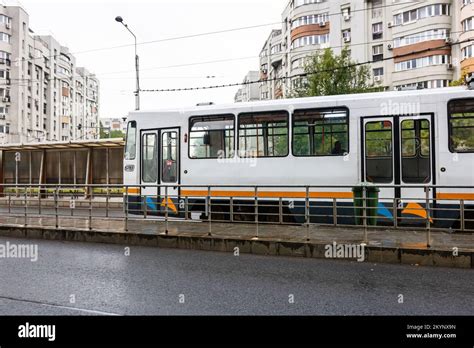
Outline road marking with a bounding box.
[0,295,121,316]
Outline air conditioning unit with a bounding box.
[319,21,327,27]
[445,37,453,44]
[374,76,382,82]
[262,69,268,74]
[387,21,394,28]
[343,36,351,43]
[2,97,10,103]
[387,44,393,51]
[5,22,11,29]
[0,115,6,120]
[343,14,351,21]
[447,64,454,71]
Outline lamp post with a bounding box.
[115,16,140,111]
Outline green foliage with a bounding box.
[99,121,125,139]
[291,46,374,98]
[450,69,469,87]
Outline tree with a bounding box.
[291,46,374,97]
[450,68,469,87]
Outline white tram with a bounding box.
[123,87,474,229]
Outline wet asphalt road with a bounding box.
[0,236,473,316]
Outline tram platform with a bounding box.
[0,215,472,269]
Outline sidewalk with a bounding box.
[0,215,472,268]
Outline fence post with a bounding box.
[24,189,28,227]
[125,187,129,232]
[426,187,431,248]
[254,186,259,239]
[279,197,283,225]
[89,189,93,231]
[207,186,211,236]
[55,187,59,229]
[393,198,398,229]
[363,186,368,244]
[38,185,42,215]
[106,187,110,218]
[305,186,310,241]
[184,196,189,221]
[165,186,169,235]
[143,192,148,219]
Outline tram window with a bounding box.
[293,108,349,156]
[162,132,178,183]
[125,121,137,160]
[189,115,234,159]
[401,119,431,184]
[448,99,474,153]
[141,133,157,183]
[365,121,393,183]
[238,111,289,158]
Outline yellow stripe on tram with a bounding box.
[436,193,474,201]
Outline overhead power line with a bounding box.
[140,38,472,93]
[10,0,419,68]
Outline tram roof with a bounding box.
[130,86,473,115]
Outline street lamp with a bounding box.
[115,16,140,111]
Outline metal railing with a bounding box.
[0,184,472,247]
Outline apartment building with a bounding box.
[234,71,260,102]
[254,0,474,101]
[101,117,126,134]
[0,5,99,144]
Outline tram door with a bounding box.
[159,128,180,215]
[140,128,180,215]
[362,115,434,221]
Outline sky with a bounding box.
[7,0,283,118]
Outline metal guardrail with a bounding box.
[0,184,472,248]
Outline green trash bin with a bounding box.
[352,185,380,226]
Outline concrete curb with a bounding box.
[0,225,472,269]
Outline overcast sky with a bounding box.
[8,0,283,118]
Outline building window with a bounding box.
[294,0,326,8]
[0,15,11,25]
[372,0,383,18]
[394,4,451,26]
[291,33,329,49]
[462,44,474,60]
[395,55,450,72]
[238,111,288,158]
[463,17,474,31]
[270,44,282,54]
[293,108,349,157]
[189,115,235,159]
[393,29,450,48]
[373,67,384,77]
[372,23,383,40]
[372,45,384,61]
[342,29,351,42]
[0,32,10,43]
[448,99,474,153]
[291,13,329,29]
